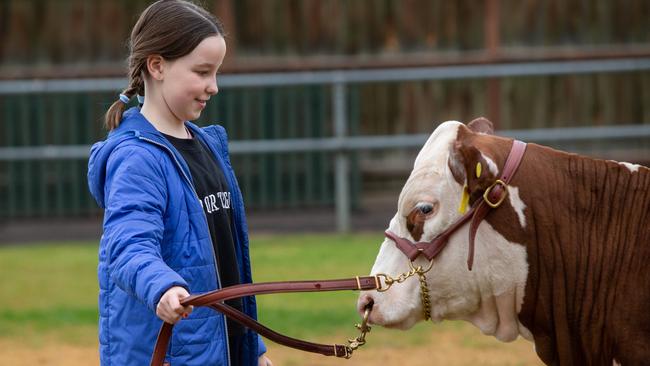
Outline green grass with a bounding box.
[0,234,431,346]
[0,242,100,346]
[252,234,380,337]
[0,233,539,359]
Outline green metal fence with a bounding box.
[1,92,109,217]
[2,67,650,219]
[0,85,361,218]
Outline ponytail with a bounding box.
[103,72,145,131]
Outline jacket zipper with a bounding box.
[139,136,232,366]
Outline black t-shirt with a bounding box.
[163,131,245,362]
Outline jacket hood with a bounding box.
[87,107,170,208]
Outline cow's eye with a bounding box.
[417,203,434,215]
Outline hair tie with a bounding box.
[137,94,145,104]
[118,94,130,104]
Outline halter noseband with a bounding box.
[382,140,527,320]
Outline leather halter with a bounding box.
[385,139,527,271]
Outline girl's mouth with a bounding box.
[195,99,207,108]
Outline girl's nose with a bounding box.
[206,77,218,95]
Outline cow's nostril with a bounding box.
[358,293,375,314]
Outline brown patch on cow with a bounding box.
[448,125,502,206]
[406,209,425,241]
[450,123,650,363]
[449,125,536,247]
[513,148,650,364]
[406,202,438,241]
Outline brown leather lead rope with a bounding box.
[209,303,352,357]
[150,276,380,366]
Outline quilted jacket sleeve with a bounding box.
[257,334,267,356]
[102,144,188,312]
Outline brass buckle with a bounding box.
[375,274,393,292]
[483,179,508,208]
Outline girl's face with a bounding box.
[160,35,226,122]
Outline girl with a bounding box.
[87,1,272,365]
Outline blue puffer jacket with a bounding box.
[87,107,266,366]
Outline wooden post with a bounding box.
[213,0,237,68]
[485,0,501,128]
[333,82,351,233]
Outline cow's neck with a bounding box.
[501,144,650,365]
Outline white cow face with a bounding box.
[357,119,531,343]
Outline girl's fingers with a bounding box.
[182,304,194,316]
[169,295,185,315]
[165,311,182,324]
[156,287,193,323]
[158,302,181,324]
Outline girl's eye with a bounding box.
[196,70,209,76]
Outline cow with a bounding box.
[357,118,650,365]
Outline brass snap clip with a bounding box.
[344,307,372,358]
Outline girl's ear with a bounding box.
[146,55,165,81]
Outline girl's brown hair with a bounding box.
[104,0,224,130]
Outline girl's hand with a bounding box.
[258,354,273,366]
[156,286,193,324]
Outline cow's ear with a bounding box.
[448,138,498,205]
[448,140,468,184]
[467,117,494,135]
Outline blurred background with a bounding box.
[0,0,649,365]
[2,0,650,239]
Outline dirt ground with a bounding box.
[0,332,543,366]
[264,331,543,366]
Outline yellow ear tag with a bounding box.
[476,162,482,178]
[458,184,469,214]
